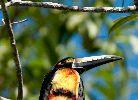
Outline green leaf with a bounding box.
[109,14,138,34]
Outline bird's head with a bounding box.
[54,55,123,74]
[39,55,123,100]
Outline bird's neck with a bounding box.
[48,68,80,100]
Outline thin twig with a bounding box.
[0,19,27,26]
[122,0,125,7]
[0,1,138,13]
[0,0,23,100]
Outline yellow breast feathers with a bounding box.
[50,68,80,99]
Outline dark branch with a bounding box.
[0,0,23,100]
[0,1,138,13]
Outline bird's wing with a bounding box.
[39,69,57,100]
[78,77,85,100]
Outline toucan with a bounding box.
[39,55,123,100]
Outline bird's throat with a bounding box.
[48,68,80,100]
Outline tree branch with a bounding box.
[0,18,27,26]
[0,0,23,100]
[0,1,138,13]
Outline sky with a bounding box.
[66,0,138,99]
[0,0,138,99]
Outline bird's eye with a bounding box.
[66,58,73,62]
[66,59,70,62]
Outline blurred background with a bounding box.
[0,0,138,99]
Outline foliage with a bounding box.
[109,14,138,34]
[0,0,138,99]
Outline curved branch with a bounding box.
[0,1,138,13]
[0,0,23,100]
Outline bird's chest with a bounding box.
[48,68,80,100]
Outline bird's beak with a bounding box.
[72,55,123,73]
